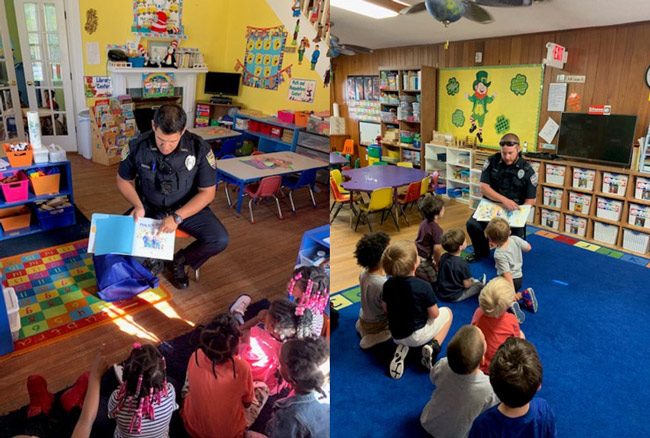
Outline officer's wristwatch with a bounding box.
[171,213,183,225]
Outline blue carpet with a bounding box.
[331,232,650,437]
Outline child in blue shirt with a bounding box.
[469,337,557,438]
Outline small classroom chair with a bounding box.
[355,187,399,232]
[282,168,318,213]
[396,181,422,226]
[243,175,283,224]
[329,177,357,224]
[342,139,355,158]
[396,161,414,168]
[216,138,242,159]
[330,169,349,195]
[251,150,264,155]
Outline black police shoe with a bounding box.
[142,258,164,276]
[170,259,189,289]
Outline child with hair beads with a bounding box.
[469,337,557,437]
[287,265,329,338]
[420,325,499,438]
[415,195,445,288]
[382,240,453,379]
[484,217,538,320]
[471,277,525,374]
[354,232,392,349]
[266,337,330,438]
[437,228,486,302]
[108,343,177,438]
[181,313,267,438]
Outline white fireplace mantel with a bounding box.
[108,66,208,128]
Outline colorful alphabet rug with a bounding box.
[0,239,171,354]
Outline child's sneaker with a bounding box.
[229,294,252,325]
[389,344,409,379]
[510,301,526,324]
[480,273,487,285]
[421,339,441,371]
[519,287,538,313]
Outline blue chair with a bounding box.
[282,168,318,213]
[216,138,242,159]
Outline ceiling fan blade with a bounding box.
[330,34,340,46]
[365,0,408,13]
[463,1,493,23]
[399,2,427,14]
[474,0,533,7]
[337,46,357,56]
[340,44,373,54]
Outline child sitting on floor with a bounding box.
[471,277,525,374]
[266,337,330,438]
[469,337,557,437]
[287,265,330,337]
[437,228,486,302]
[484,217,538,322]
[382,240,453,379]
[181,313,267,438]
[354,231,392,349]
[415,195,445,289]
[108,343,177,437]
[420,325,499,438]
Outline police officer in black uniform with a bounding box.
[465,133,537,261]
[117,104,228,289]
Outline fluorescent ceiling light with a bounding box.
[331,0,399,19]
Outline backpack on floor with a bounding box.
[93,254,159,302]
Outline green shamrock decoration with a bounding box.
[446,77,460,96]
[510,74,528,96]
[495,115,510,134]
[452,109,465,127]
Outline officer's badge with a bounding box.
[120,144,129,161]
[517,169,525,179]
[185,155,196,171]
[531,172,538,187]
[206,150,217,169]
[482,159,489,170]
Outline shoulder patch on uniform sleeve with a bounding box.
[531,171,538,187]
[206,150,217,169]
[121,144,129,161]
[482,159,490,171]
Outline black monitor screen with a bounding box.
[204,72,241,96]
[557,113,637,168]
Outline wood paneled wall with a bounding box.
[331,21,650,151]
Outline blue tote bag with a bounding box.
[93,254,159,302]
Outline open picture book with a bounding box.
[88,213,175,260]
[472,199,533,228]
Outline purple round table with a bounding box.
[330,152,349,165]
[342,166,428,192]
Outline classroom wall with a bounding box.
[332,21,650,151]
[78,0,327,115]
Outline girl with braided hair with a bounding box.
[108,343,177,438]
[181,313,268,438]
[286,265,330,338]
[266,337,330,438]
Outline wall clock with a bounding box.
[646,65,650,88]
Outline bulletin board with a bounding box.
[359,121,381,146]
[235,26,292,90]
[437,65,544,150]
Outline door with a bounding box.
[15,0,75,149]
[0,2,25,142]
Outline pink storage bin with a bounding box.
[277,110,295,124]
[0,170,29,203]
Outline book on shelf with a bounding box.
[88,214,176,260]
[472,199,532,228]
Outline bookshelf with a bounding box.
[528,157,650,256]
[378,66,436,168]
[424,142,481,207]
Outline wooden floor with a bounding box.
[0,154,329,414]
[330,196,473,293]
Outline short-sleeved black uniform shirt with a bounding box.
[480,153,537,205]
[382,276,438,339]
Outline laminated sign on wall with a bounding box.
[288,78,315,102]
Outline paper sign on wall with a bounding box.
[547,83,567,112]
[84,76,112,97]
[288,78,316,103]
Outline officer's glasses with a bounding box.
[499,141,519,147]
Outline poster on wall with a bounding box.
[437,65,544,150]
[235,26,292,91]
[131,0,184,36]
[288,78,316,102]
[84,76,112,97]
[142,72,175,98]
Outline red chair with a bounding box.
[243,175,283,223]
[251,150,264,155]
[330,177,357,224]
[396,181,422,226]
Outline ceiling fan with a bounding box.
[328,34,374,58]
[398,0,544,26]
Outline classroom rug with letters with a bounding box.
[0,239,171,355]
[331,228,650,437]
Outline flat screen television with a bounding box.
[557,113,637,168]
[204,72,241,96]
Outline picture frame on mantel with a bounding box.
[148,41,169,67]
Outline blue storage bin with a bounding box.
[36,205,75,231]
[448,187,463,198]
[128,57,145,67]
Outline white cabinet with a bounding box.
[424,143,481,207]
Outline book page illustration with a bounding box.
[131,218,175,260]
[473,199,532,228]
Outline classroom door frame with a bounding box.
[0,1,26,143]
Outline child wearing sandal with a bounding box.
[381,240,453,379]
[354,232,392,349]
[436,228,486,302]
[484,218,538,320]
[471,277,525,374]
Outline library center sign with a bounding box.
[438,65,543,150]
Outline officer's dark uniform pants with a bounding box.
[466,217,526,260]
[149,206,229,269]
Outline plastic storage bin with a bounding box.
[36,204,75,231]
[568,192,592,214]
[634,176,650,200]
[0,206,31,232]
[543,187,563,208]
[596,197,623,221]
[294,111,309,127]
[602,172,628,196]
[565,214,587,237]
[33,148,49,164]
[593,221,618,245]
[628,203,650,229]
[29,171,61,196]
[3,143,33,167]
[541,209,560,230]
[622,229,650,254]
[572,167,595,190]
[0,170,29,203]
[269,126,283,138]
[545,164,566,185]
[2,286,19,341]
[277,110,294,124]
[46,144,67,162]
